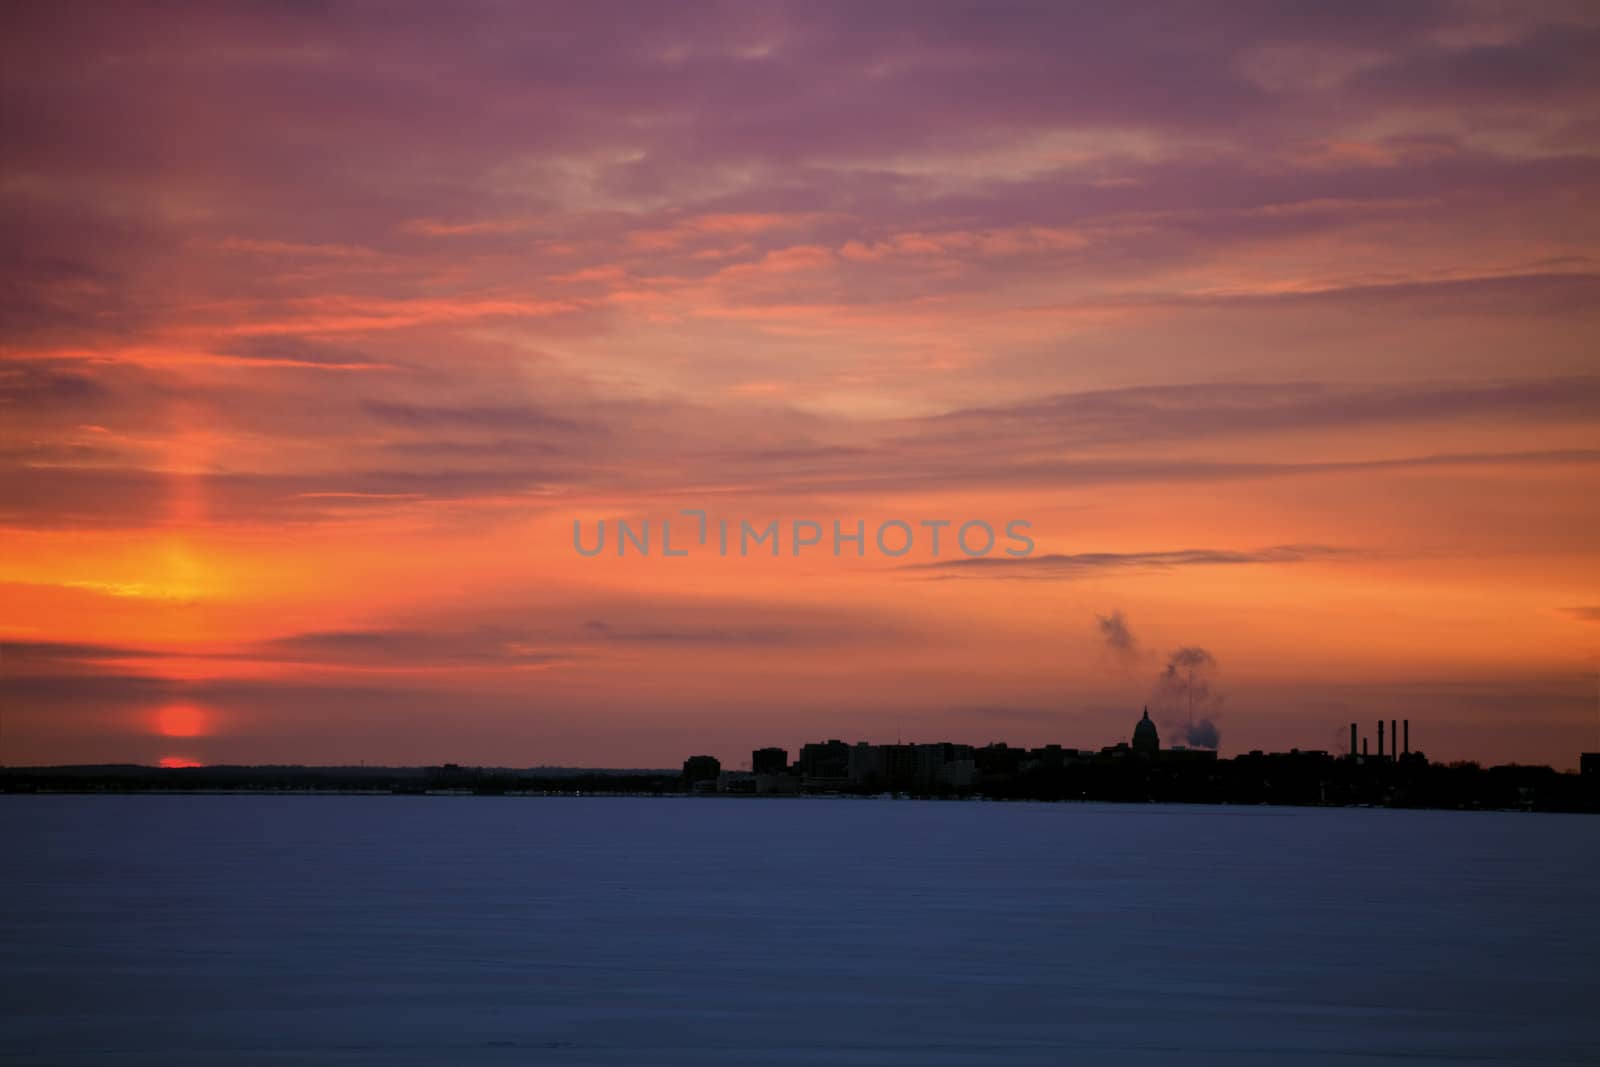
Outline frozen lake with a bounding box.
[2,795,1596,1065]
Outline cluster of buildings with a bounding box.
[673,712,1600,811]
[682,707,1220,794]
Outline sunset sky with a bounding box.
[2,2,1598,770]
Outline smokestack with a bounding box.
[1403,719,1409,756]
[1363,737,1368,757]
[1350,722,1357,758]
[1391,720,1397,762]
[1378,720,1385,759]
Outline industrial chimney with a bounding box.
[1350,722,1357,759]
[1378,720,1385,759]
[1391,720,1397,762]
[1403,719,1410,757]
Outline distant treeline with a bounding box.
[0,764,680,796]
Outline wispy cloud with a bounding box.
[581,616,900,647]
[907,545,1353,579]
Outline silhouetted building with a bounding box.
[717,770,755,794]
[848,742,882,785]
[976,743,1025,777]
[1159,746,1218,765]
[911,742,974,788]
[1133,708,1159,755]
[879,744,917,784]
[755,771,800,795]
[915,742,972,783]
[1029,744,1068,770]
[799,740,849,780]
[752,747,788,775]
[682,755,721,784]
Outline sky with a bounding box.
[2,1,1598,770]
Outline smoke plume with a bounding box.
[1095,610,1140,662]
[1153,645,1223,749]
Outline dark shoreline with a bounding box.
[3,761,1595,814]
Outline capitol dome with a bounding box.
[1133,708,1159,754]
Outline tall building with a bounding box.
[847,742,883,784]
[878,744,917,784]
[752,747,788,775]
[798,739,849,780]
[913,742,974,787]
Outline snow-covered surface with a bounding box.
[2,795,1596,1064]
